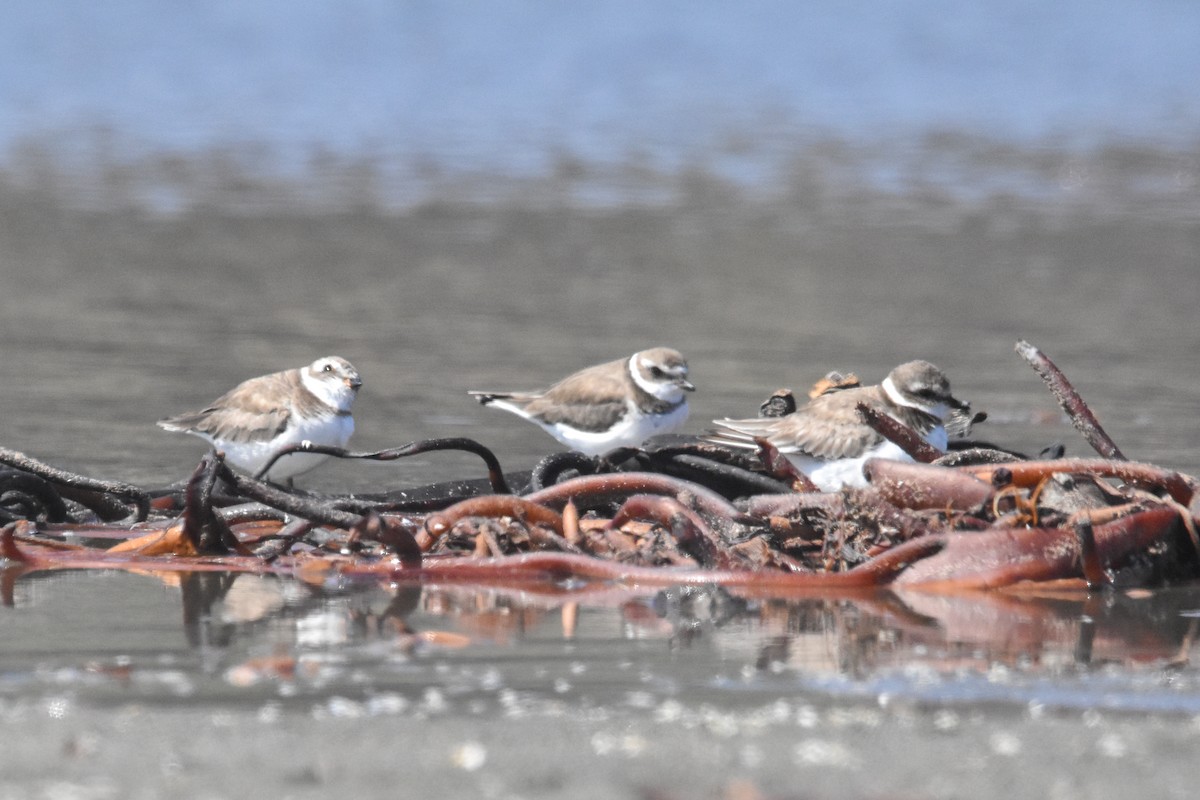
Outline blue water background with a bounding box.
[3,0,1198,180]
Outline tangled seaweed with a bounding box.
[3,341,1199,595]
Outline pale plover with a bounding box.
[469,347,695,456]
[708,360,969,491]
[158,356,362,482]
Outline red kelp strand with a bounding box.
[742,492,845,519]
[863,459,993,511]
[856,403,943,463]
[610,494,744,570]
[383,535,945,589]
[957,459,1198,506]
[1015,340,1126,460]
[421,496,565,551]
[523,472,741,520]
[1,522,29,561]
[1074,517,1108,589]
[753,437,820,492]
[351,512,422,567]
[893,506,1182,590]
[0,530,288,575]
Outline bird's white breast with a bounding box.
[546,398,689,456]
[211,411,354,480]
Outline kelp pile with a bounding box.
[3,342,1198,594]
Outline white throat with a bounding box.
[301,369,355,412]
[629,355,684,403]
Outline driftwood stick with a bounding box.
[1015,340,1126,460]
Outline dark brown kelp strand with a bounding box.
[0,469,69,523]
[216,462,364,529]
[855,403,943,463]
[218,503,290,524]
[1015,340,1126,460]
[254,437,511,494]
[182,452,232,553]
[253,517,314,560]
[0,447,150,522]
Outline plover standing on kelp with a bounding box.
[158,356,362,482]
[469,347,695,456]
[708,360,970,491]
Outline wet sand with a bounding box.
[2,141,1200,797]
[4,698,1200,799]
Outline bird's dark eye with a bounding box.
[649,367,665,378]
[322,364,334,373]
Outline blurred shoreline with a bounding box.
[3,129,1197,217]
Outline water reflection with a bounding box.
[3,568,1198,712]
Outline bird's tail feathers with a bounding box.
[467,390,510,406]
[702,419,771,450]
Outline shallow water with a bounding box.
[7,569,1200,715]
[5,566,1200,797]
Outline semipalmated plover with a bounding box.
[469,347,695,456]
[158,356,362,481]
[708,360,969,491]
